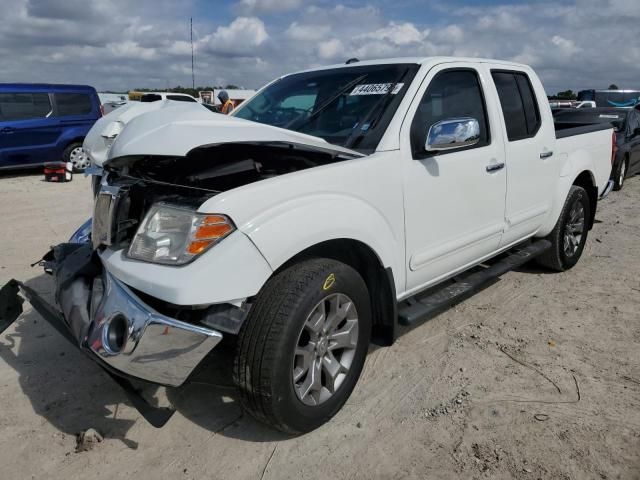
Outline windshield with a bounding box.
[234,63,420,152]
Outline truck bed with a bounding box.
[554,121,613,139]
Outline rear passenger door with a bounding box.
[490,69,559,247]
[0,91,60,167]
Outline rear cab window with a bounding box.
[491,70,541,141]
[54,92,94,116]
[410,68,490,158]
[0,92,52,122]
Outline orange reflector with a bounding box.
[195,223,233,240]
[202,215,227,225]
[187,240,213,255]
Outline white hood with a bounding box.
[85,100,198,167]
[107,104,364,164]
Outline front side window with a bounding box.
[0,92,51,121]
[410,69,490,157]
[234,63,420,152]
[55,93,93,116]
[492,71,541,141]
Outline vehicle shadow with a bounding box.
[0,273,289,446]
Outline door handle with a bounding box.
[0,127,15,134]
[540,151,553,159]
[486,162,505,172]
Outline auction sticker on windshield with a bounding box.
[350,83,404,95]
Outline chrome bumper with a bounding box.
[86,271,223,386]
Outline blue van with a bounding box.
[0,84,101,171]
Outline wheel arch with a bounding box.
[273,238,398,346]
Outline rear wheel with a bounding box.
[613,157,627,191]
[63,142,89,172]
[537,185,590,272]
[233,258,371,434]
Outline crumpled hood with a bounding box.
[86,100,198,167]
[107,104,364,163]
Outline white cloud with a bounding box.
[235,0,301,14]
[317,39,344,60]
[199,17,269,56]
[0,0,638,96]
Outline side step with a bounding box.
[398,240,551,326]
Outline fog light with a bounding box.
[103,313,128,354]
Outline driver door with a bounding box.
[400,63,507,293]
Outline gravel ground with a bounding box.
[0,171,639,480]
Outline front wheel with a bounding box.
[233,258,371,434]
[537,185,591,272]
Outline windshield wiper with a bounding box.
[343,68,410,149]
[285,74,368,130]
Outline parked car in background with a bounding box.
[98,93,129,115]
[0,84,101,171]
[554,106,640,190]
[578,89,640,108]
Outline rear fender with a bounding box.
[538,150,597,236]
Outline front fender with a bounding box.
[241,193,405,291]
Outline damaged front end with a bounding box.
[0,242,223,427]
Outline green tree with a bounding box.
[555,90,576,100]
[608,84,619,90]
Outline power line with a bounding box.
[190,17,195,90]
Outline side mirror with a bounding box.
[425,117,480,152]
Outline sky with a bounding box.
[0,0,638,95]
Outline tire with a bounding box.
[233,258,372,434]
[612,157,627,191]
[537,185,591,272]
[62,142,89,172]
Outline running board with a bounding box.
[398,240,551,326]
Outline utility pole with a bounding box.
[190,17,195,90]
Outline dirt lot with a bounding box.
[0,172,639,480]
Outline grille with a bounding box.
[92,192,116,249]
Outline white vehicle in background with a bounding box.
[98,93,129,115]
[2,57,615,435]
[139,92,199,103]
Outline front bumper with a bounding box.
[86,270,222,386]
[0,243,224,426]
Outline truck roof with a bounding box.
[291,56,530,76]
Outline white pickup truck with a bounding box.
[1,57,615,434]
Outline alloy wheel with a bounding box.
[563,198,585,257]
[292,293,359,406]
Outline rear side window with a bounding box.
[410,69,490,157]
[492,71,541,141]
[167,95,197,102]
[55,93,93,116]
[0,93,51,121]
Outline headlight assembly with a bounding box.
[128,204,235,265]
